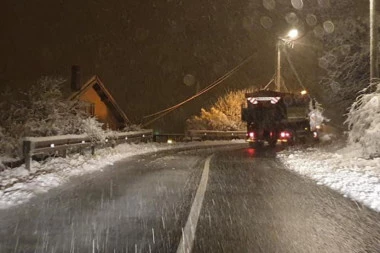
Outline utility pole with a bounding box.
[275,41,282,92]
[275,29,299,92]
[370,0,378,84]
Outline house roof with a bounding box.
[69,75,130,124]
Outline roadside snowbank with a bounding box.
[0,141,243,209]
[278,144,380,212]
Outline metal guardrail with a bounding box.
[21,129,244,170]
[22,130,153,171]
[152,131,246,143]
[187,130,246,140]
[153,133,186,143]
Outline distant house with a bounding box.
[68,66,129,130]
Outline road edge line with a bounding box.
[176,155,213,253]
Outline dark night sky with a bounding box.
[0,0,363,131]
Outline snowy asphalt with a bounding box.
[0,145,379,252]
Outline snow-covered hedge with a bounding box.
[82,118,108,144]
[346,83,380,158]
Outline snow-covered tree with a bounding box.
[186,90,246,131]
[319,15,380,157]
[346,83,380,158]
[22,77,89,136]
[0,77,106,158]
[319,17,370,114]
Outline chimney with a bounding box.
[71,65,81,91]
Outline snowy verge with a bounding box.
[278,143,380,212]
[0,140,244,209]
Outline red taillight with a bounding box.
[280,131,291,138]
[249,132,255,138]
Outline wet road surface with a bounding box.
[0,144,379,252]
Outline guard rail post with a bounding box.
[62,149,67,158]
[23,140,33,171]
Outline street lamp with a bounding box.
[275,29,300,92]
[370,0,378,83]
[287,29,299,40]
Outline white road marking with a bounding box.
[176,155,213,253]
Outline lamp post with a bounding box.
[275,41,282,92]
[275,29,299,92]
[370,0,378,83]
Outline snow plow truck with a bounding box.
[241,90,317,148]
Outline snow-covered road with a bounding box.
[0,141,243,209]
[1,144,379,252]
[1,140,380,213]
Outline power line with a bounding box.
[283,47,307,91]
[144,53,255,119]
[142,53,256,127]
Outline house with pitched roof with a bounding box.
[69,66,129,130]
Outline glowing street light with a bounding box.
[300,90,307,95]
[276,28,300,92]
[287,29,299,40]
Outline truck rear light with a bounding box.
[280,131,291,138]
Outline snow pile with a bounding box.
[309,99,327,131]
[0,140,243,209]
[279,145,380,212]
[319,133,333,142]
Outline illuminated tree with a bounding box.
[186,90,246,131]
